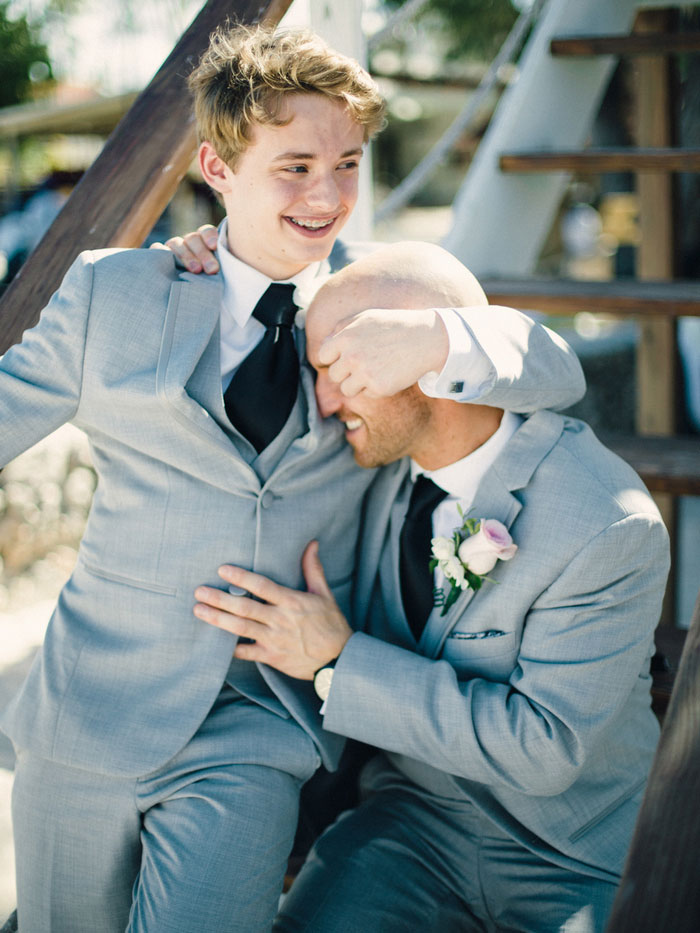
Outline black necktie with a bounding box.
[399,475,449,640]
[224,283,299,453]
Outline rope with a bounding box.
[373,0,548,226]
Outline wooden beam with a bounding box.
[551,32,700,58]
[601,434,700,497]
[0,92,138,141]
[482,278,700,317]
[633,9,677,627]
[499,148,700,174]
[0,0,294,355]
[606,588,700,932]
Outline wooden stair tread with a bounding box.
[482,278,700,317]
[500,148,700,173]
[600,434,700,497]
[551,32,700,57]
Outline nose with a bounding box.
[305,171,342,212]
[315,370,344,418]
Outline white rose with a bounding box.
[293,273,332,325]
[441,555,467,588]
[431,536,455,561]
[457,519,518,576]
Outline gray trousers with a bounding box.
[276,755,618,933]
[12,685,320,932]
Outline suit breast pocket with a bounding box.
[80,559,178,596]
[442,630,518,681]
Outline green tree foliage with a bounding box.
[0,1,53,106]
[386,0,520,58]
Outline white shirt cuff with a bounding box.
[418,308,494,400]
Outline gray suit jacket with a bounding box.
[0,247,584,779]
[322,410,670,880]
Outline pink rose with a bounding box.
[457,519,517,576]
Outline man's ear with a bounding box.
[198,141,232,194]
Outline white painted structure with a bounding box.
[443,0,679,276]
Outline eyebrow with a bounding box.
[271,148,363,162]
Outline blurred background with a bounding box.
[0,0,698,917]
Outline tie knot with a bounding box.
[252,283,298,329]
[406,475,448,521]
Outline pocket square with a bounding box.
[448,629,506,640]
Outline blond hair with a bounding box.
[188,23,386,167]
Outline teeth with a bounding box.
[290,217,333,230]
[345,419,362,431]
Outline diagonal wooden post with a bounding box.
[606,586,700,932]
[0,0,294,354]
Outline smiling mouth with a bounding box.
[343,418,363,432]
[287,216,336,232]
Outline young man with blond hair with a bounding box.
[1,25,583,931]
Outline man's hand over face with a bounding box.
[193,542,352,680]
[319,307,449,398]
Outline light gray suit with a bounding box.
[277,411,670,933]
[0,247,584,930]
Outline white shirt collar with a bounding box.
[411,410,522,502]
[217,219,323,327]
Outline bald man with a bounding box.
[194,243,669,933]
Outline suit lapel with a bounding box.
[354,459,410,627]
[420,410,565,659]
[184,317,227,429]
[420,469,522,658]
[156,270,261,488]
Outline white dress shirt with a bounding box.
[216,221,323,387]
[215,221,494,397]
[412,410,523,592]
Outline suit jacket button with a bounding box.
[260,491,275,509]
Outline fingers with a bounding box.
[233,640,266,663]
[326,359,359,397]
[198,224,219,249]
[318,333,341,369]
[194,600,265,642]
[194,584,269,621]
[317,317,357,370]
[325,354,371,399]
[164,225,219,274]
[216,564,288,605]
[318,316,384,398]
[301,541,333,599]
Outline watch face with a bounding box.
[314,667,334,701]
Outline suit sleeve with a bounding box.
[420,306,585,412]
[322,512,669,796]
[0,251,93,467]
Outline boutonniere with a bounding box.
[430,512,517,615]
[292,272,332,327]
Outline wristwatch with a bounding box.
[313,657,338,701]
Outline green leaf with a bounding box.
[465,569,484,591]
[442,584,462,614]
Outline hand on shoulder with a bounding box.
[150,224,219,274]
